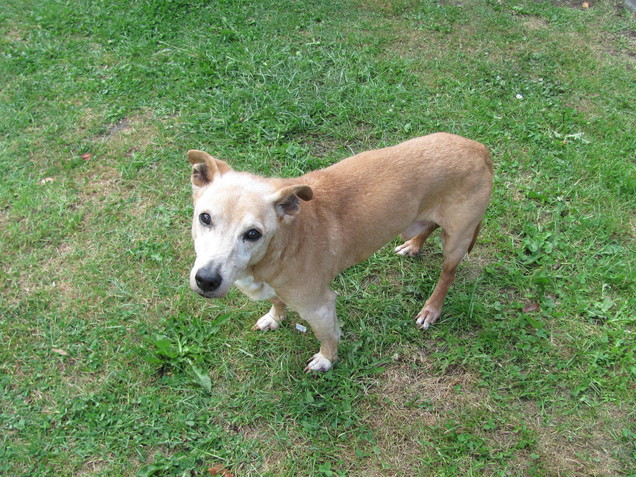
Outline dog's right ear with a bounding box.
[187,150,232,189]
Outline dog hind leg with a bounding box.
[395,221,439,257]
[415,222,480,330]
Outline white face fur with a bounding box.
[189,173,280,298]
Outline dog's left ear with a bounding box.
[187,150,232,189]
[272,184,313,219]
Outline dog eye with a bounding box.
[243,229,262,241]
[199,213,212,226]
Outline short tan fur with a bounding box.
[188,133,493,372]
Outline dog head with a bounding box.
[187,150,313,298]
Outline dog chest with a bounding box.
[234,275,277,301]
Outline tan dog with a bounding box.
[188,133,493,372]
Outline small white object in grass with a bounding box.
[516,94,524,100]
[295,323,307,333]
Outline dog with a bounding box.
[188,133,493,372]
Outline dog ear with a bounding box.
[273,184,313,219]
[187,150,232,188]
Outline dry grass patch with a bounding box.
[90,109,165,156]
[365,356,631,474]
[361,356,493,473]
[524,17,550,31]
[522,401,628,476]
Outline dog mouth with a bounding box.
[193,287,230,299]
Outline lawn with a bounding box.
[1,0,634,475]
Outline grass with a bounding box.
[1,0,634,475]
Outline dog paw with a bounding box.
[394,241,420,257]
[251,313,280,331]
[415,307,441,331]
[304,353,332,373]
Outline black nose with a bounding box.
[195,268,222,293]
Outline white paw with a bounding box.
[252,312,280,331]
[415,307,441,331]
[304,353,333,373]
[416,314,431,330]
[394,242,419,257]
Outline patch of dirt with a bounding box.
[93,110,159,147]
[0,206,10,234]
[215,419,311,476]
[360,359,493,474]
[97,117,133,140]
[78,458,110,476]
[4,30,24,42]
[76,110,167,216]
[74,164,125,209]
[357,0,412,15]
[520,401,626,476]
[305,135,345,159]
[65,110,165,171]
[610,28,636,60]
[524,17,549,31]
[362,353,631,474]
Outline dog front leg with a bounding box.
[300,291,340,372]
[252,297,287,331]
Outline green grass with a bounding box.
[1,0,635,475]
